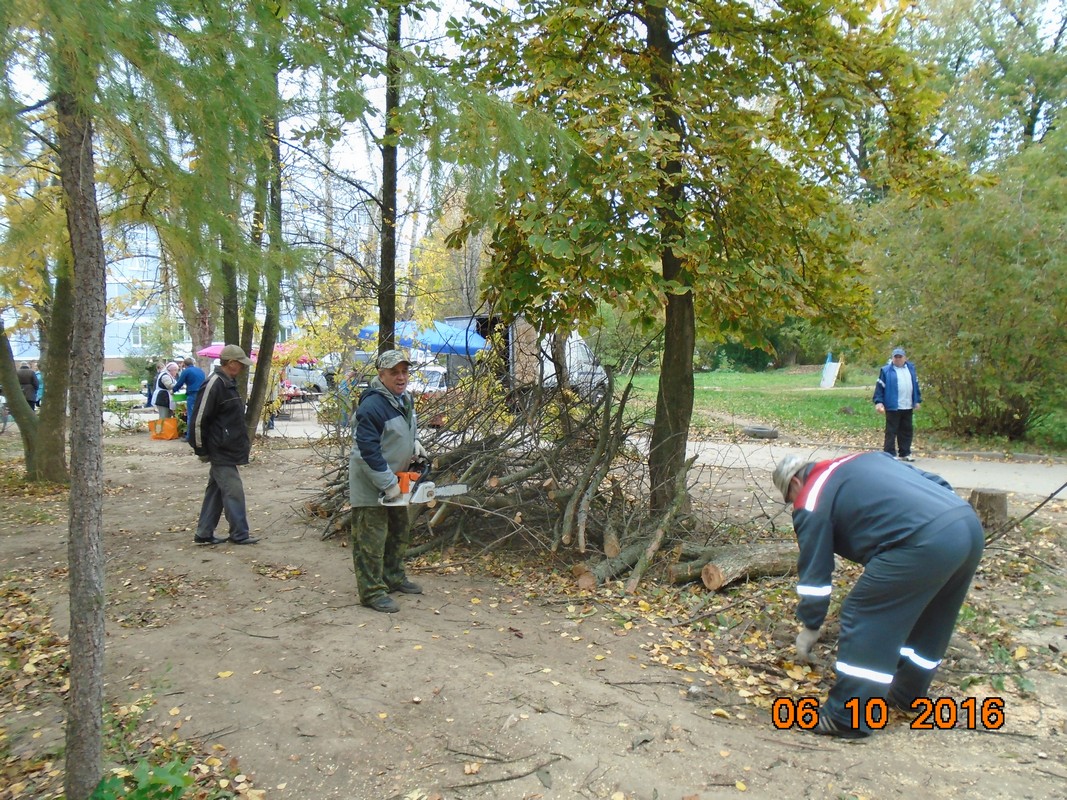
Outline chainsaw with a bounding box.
[379,459,468,506]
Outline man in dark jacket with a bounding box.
[188,345,258,546]
[772,451,983,738]
[17,363,39,409]
[873,346,922,461]
[348,350,426,612]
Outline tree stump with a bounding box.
[968,489,1008,532]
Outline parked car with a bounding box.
[286,363,329,393]
[409,364,447,395]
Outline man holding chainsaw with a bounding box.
[349,349,428,613]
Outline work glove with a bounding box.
[414,440,428,459]
[383,483,402,501]
[795,627,822,663]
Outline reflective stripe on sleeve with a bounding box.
[802,452,863,512]
[836,661,894,684]
[797,584,833,597]
[900,647,941,671]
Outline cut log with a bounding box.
[969,488,1008,532]
[668,542,797,590]
[603,528,621,559]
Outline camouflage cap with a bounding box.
[376,349,410,370]
[772,455,810,501]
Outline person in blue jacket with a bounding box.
[772,452,983,738]
[873,346,921,461]
[173,357,206,440]
[348,350,428,613]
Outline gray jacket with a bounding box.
[348,378,417,506]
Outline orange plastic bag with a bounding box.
[148,417,180,440]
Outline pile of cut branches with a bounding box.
[302,366,795,592]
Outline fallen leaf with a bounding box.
[536,766,552,788]
[217,671,233,679]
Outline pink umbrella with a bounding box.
[196,343,258,362]
[273,342,316,364]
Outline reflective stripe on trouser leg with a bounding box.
[888,513,984,706]
[351,505,411,603]
[826,513,981,732]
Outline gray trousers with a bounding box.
[196,463,250,541]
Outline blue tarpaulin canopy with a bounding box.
[357,320,487,357]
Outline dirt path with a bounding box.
[2,434,1066,799]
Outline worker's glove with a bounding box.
[414,440,428,460]
[383,483,402,501]
[795,627,822,663]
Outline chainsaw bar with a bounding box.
[379,481,469,506]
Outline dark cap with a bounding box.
[219,344,253,365]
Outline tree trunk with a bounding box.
[55,81,107,800]
[644,4,695,512]
[33,253,74,483]
[378,4,401,352]
[0,324,39,473]
[247,95,283,440]
[668,542,798,589]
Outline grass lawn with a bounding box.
[628,367,878,436]
[626,367,1067,456]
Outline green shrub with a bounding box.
[91,758,194,800]
[103,399,142,432]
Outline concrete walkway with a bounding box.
[687,439,1066,500]
[101,398,1062,502]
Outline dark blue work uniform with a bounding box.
[792,451,984,733]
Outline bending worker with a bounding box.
[348,350,427,613]
[772,451,984,738]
